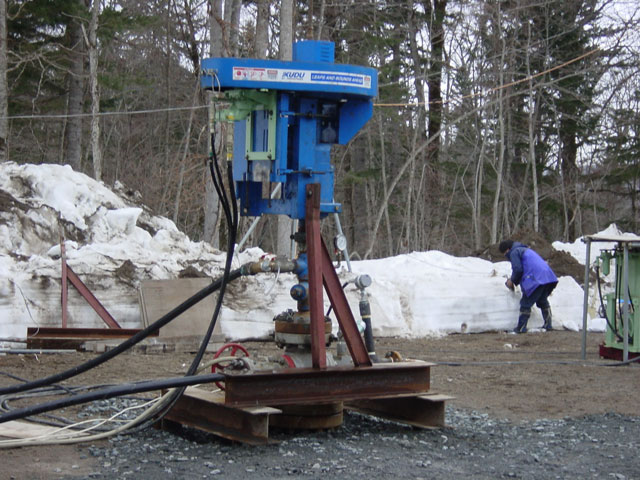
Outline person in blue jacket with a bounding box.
[499,239,558,333]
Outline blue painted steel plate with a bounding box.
[201,57,378,99]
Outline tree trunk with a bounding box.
[254,0,269,59]
[63,0,85,171]
[490,31,506,244]
[173,76,200,225]
[204,0,224,248]
[276,0,293,258]
[0,0,7,162]
[228,0,242,57]
[425,0,446,153]
[526,22,539,233]
[86,0,101,180]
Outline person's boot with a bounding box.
[541,307,553,331]
[514,308,530,333]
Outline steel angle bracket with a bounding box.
[223,361,433,407]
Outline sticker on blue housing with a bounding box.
[232,67,371,88]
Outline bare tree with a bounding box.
[203,0,224,248]
[83,0,102,180]
[275,0,293,258]
[254,0,270,59]
[0,0,7,162]
[62,0,86,171]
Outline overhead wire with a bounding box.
[374,48,600,108]
[1,49,600,121]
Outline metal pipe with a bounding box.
[237,183,282,251]
[581,238,591,360]
[359,298,378,362]
[623,243,630,362]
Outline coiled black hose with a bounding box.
[0,373,223,424]
[596,265,622,342]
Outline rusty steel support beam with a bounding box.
[346,393,454,429]
[162,387,280,445]
[224,362,432,407]
[65,266,121,329]
[26,327,156,350]
[27,327,154,339]
[61,239,68,329]
[320,239,371,366]
[305,184,327,369]
[305,183,371,368]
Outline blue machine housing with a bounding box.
[201,41,378,219]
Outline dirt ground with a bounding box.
[1,330,639,479]
[1,331,638,420]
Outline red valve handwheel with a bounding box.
[211,343,250,390]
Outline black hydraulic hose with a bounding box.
[359,298,379,362]
[0,373,224,424]
[595,266,622,341]
[150,137,239,425]
[0,268,244,397]
[616,263,623,331]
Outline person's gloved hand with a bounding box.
[505,278,515,291]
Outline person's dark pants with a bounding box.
[515,282,557,332]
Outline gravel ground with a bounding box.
[62,407,639,480]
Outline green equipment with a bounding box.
[598,244,640,359]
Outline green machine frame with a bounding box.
[598,244,640,357]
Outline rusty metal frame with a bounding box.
[162,387,280,445]
[64,267,122,328]
[224,362,432,407]
[26,327,155,350]
[305,183,371,368]
[26,327,152,339]
[305,184,327,368]
[346,393,454,429]
[61,239,69,328]
[60,236,121,329]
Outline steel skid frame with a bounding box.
[162,184,451,443]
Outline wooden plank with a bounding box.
[0,420,87,440]
[139,279,224,342]
[181,387,281,415]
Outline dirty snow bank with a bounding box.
[0,162,610,345]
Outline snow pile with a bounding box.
[0,162,614,345]
[552,223,624,266]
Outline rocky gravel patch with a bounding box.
[66,406,639,480]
